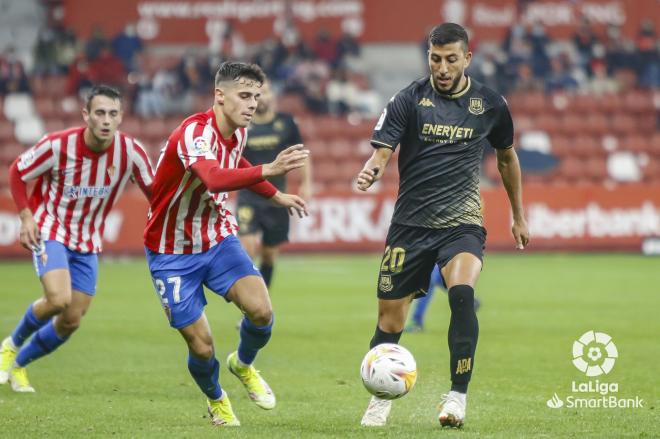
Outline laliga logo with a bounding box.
[572,330,618,377]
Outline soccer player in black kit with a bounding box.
[237,81,312,288]
[357,23,530,428]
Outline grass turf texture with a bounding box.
[0,254,658,438]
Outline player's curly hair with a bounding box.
[214,61,266,87]
[429,23,469,52]
[85,84,121,110]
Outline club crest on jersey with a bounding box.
[273,120,285,131]
[379,274,393,293]
[418,97,435,107]
[468,97,485,115]
[107,165,116,177]
[192,136,211,154]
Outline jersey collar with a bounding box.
[79,127,116,159]
[429,75,471,99]
[206,108,238,148]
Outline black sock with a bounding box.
[260,263,274,288]
[369,325,403,349]
[447,285,479,393]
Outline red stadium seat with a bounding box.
[622,134,651,154]
[0,143,25,164]
[120,117,142,138]
[583,114,609,136]
[573,135,603,158]
[140,118,169,144]
[534,114,560,134]
[558,113,583,136]
[651,133,660,156]
[584,157,608,182]
[315,162,338,183]
[0,120,15,141]
[520,92,547,115]
[43,119,66,133]
[610,114,637,136]
[623,90,653,114]
[277,94,306,115]
[34,97,57,119]
[550,135,572,157]
[483,154,499,182]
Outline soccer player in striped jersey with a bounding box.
[0,85,154,392]
[143,62,308,427]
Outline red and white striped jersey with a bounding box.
[144,109,248,254]
[16,127,154,253]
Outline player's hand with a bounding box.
[262,144,310,178]
[19,209,40,251]
[271,191,308,218]
[356,166,380,191]
[512,218,530,250]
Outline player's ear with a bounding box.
[214,87,225,106]
[81,106,90,123]
[464,50,472,67]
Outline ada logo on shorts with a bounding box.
[379,274,393,292]
[572,330,618,377]
[191,136,211,155]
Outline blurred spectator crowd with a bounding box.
[0,8,658,191]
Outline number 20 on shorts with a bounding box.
[380,246,406,273]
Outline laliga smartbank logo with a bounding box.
[572,330,617,376]
[546,330,644,409]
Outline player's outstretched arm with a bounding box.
[356,147,393,191]
[270,191,308,218]
[9,159,40,251]
[496,147,530,249]
[262,144,310,179]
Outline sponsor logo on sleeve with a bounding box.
[192,137,211,155]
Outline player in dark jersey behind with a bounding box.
[237,81,312,289]
[357,23,529,428]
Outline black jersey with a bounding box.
[238,112,303,203]
[371,76,514,229]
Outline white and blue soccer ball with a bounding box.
[360,343,417,400]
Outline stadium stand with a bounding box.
[0,2,658,194]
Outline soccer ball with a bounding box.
[360,343,417,400]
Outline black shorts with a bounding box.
[376,223,486,300]
[236,201,290,247]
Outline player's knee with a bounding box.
[46,295,72,314]
[261,250,277,265]
[189,341,214,360]
[246,306,273,327]
[448,284,475,313]
[377,309,405,332]
[56,316,81,336]
[377,318,405,334]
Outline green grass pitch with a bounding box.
[0,254,658,438]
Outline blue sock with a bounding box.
[11,304,49,347]
[15,320,68,367]
[237,316,273,365]
[187,354,222,400]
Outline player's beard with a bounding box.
[436,74,463,95]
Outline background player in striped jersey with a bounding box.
[0,85,154,392]
[143,62,309,427]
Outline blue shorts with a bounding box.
[145,235,261,329]
[32,240,99,296]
